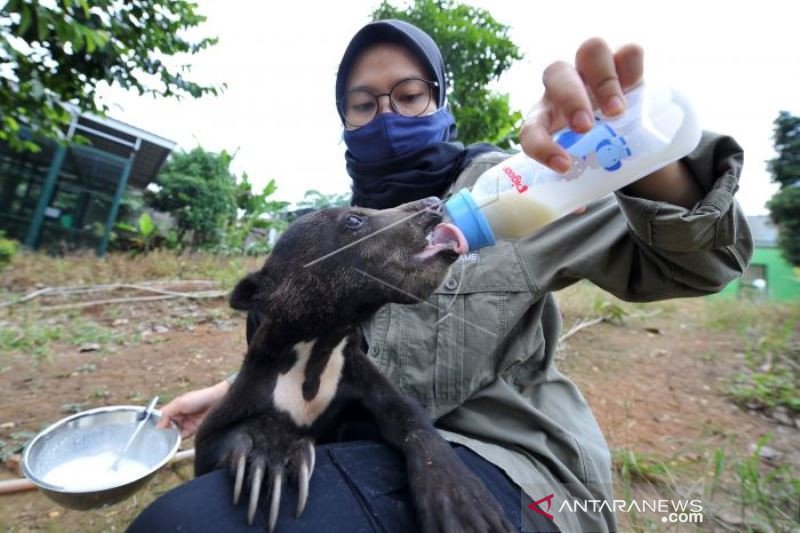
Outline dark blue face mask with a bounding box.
[343,107,456,162]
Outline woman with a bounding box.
[132,20,751,532]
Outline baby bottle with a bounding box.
[443,84,702,251]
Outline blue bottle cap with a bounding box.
[444,189,496,251]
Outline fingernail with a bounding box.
[605,96,625,116]
[548,155,571,173]
[571,110,593,131]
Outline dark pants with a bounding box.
[127,440,558,532]
[131,313,559,531]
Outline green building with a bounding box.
[719,215,800,301]
[0,108,175,256]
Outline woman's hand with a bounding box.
[157,379,230,439]
[520,37,702,209]
[520,37,643,173]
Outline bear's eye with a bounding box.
[344,214,364,230]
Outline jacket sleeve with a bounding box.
[517,131,754,301]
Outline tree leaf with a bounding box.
[0,0,220,150]
[83,28,95,53]
[767,110,800,266]
[138,212,155,237]
[371,0,522,146]
[17,4,33,36]
[35,7,49,40]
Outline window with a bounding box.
[740,263,767,291]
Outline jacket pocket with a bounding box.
[423,242,531,414]
[363,242,531,418]
[387,293,503,417]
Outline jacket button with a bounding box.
[445,278,459,290]
[369,345,381,357]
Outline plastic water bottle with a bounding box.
[444,84,702,251]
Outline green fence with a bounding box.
[0,139,132,256]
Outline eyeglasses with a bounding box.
[339,78,439,128]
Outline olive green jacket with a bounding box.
[359,132,752,532]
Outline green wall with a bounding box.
[718,246,800,301]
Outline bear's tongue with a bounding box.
[414,223,469,260]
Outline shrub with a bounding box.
[0,230,19,267]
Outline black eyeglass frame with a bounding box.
[338,78,440,128]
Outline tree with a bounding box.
[0,0,218,151]
[145,147,237,248]
[296,189,351,210]
[372,0,523,148]
[766,111,800,266]
[223,173,289,255]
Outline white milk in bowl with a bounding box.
[42,451,151,491]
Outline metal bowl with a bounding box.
[21,405,181,510]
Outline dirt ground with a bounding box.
[0,289,797,531]
[561,298,797,462]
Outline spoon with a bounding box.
[110,396,159,471]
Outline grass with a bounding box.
[0,313,125,360]
[729,368,800,411]
[613,441,800,533]
[0,430,37,463]
[703,297,799,336]
[555,280,677,328]
[0,301,239,360]
[730,436,800,532]
[704,298,800,414]
[614,447,700,532]
[0,249,254,359]
[614,448,677,484]
[1,249,262,294]
[0,320,64,359]
[556,281,629,319]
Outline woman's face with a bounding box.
[344,43,438,129]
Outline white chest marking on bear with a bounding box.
[273,338,346,427]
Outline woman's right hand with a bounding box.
[520,37,643,174]
[156,379,231,438]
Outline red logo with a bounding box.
[503,166,528,194]
[528,493,555,520]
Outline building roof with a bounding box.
[66,105,177,189]
[746,215,779,247]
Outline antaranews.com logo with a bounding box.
[520,483,711,532]
[528,494,703,524]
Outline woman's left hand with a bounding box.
[520,37,643,174]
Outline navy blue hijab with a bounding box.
[336,20,501,209]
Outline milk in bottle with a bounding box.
[443,84,702,251]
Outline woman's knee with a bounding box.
[127,442,384,533]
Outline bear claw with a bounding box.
[227,435,316,530]
[247,463,264,526]
[296,441,315,517]
[267,470,283,531]
[233,454,246,505]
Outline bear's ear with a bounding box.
[230,272,262,311]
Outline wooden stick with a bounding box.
[38,291,228,311]
[0,478,36,495]
[558,317,605,344]
[39,295,185,310]
[0,280,222,308]
[557,307,663,345]
[44,284,223,298]
[173,449,196,463]
[0,287,55,308]
[0,448,196,496]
